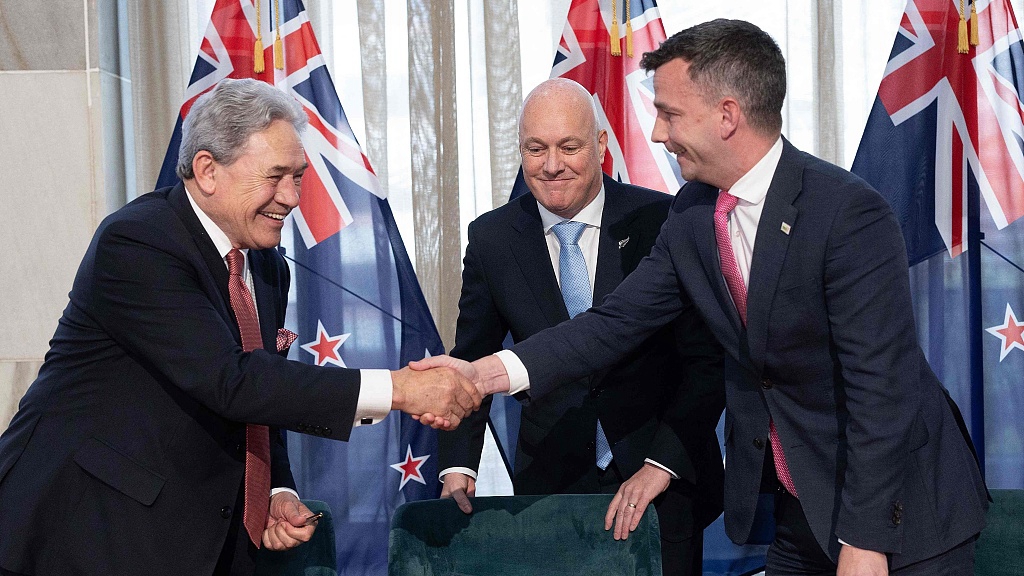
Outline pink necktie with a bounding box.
[226,249,272,546]
[714,192,798,497]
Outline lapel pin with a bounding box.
[618,237,630,249]
[780,222,792,235]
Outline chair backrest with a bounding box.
[975,489,1024,576]
[389,494,662,576]
[255,499,337,576]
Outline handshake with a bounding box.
[390,354,512,431]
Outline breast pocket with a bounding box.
[73,437,166,506]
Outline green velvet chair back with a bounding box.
[256,499,337,576]
[388,494,662,576]
[975,489,1024,576]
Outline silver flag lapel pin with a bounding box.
[618,236,630,249]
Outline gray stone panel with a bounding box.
[0,0,89,71]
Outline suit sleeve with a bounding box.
[514,216,689,401]
[437,221,509,474]
[825,187,921,552]
[270,251,296,490]
[85,217,361,442]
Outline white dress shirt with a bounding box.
[184,188,393,428]
[722,137,784,288]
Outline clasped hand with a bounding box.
[391,365,482,431]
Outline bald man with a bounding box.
[436,79,726,576]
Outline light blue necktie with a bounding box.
[552,221,613,470]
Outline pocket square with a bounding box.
[277,328,298,352]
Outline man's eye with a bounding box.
[562,146,580,154]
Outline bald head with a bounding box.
[519,78,601,139]
[517,79,608,219]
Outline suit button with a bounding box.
[892,513,901,526]
[590,388,602,399]
[297,424,308,432]
[221,506,232,519]
[586,441,596,452]
[761,378,773,389]
[753,438,765,450]
[895,501,903,512]
[323,427,332,436]
[235,443,245,455]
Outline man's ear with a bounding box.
[192,151,217,194]
[720,97,741,139]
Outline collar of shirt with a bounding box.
[183,184,250,276]
[537,185,605,232]
[726,137,784,206]
[724,137,784,286]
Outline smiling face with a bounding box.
[196,119,306,250]
[519,83,607,219]
[650,58,728,187]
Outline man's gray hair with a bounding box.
[176,78,308,180]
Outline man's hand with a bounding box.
[391,366,482,430]
[440,472,476,514]
[263,492,316,551]
[409,354,510,396]
[604,463,671,540]
[837,544,888,576]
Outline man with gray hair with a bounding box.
[0,78,480,576]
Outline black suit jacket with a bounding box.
[0,184,362,575]
[511,142,988,567]
[438,176,725,540]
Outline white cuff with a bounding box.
[355,369,393,426]
[438,467,478,481]
[271,487,300,499]
[644,458,680,480]
[495,350,530,395]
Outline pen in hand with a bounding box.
[303,512,324,526]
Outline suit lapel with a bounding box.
[167,184,233,310]
[248,250,281,351]
[510,196,571,325]
[593,179,638,304]
[745,140,802,373]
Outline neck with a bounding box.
[717,133,779,190]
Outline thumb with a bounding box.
[409,355,455,371]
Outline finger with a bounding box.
[616,496,637,540]
[408,356,451,371]
[451,488,473,514]
[418,413,435,425]
[629,501,647,532]
[281,522,315,544]
[410,414,421,421]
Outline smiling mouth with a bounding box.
[260,211,288,221]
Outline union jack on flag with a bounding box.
[852,0,1024,265]
[156,2,445,575]
[551,0,681,194]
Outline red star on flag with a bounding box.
[986,303,1024,362]
[300,321,350,367]
[390,445,430,491]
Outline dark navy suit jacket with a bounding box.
[511,142,988,567]
[438,176,725,541]
[0,183,361,575]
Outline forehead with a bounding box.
[652,59,700,107]
[239,120,305,165]
[520,92,595,142]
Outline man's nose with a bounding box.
[542,150,564,174]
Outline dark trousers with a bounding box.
[597,462,704,576]
[213,481,259,576]
[766,489,977,576]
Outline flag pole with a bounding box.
[967,149,986,478]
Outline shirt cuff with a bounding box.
[271,487,299,499]
[495,350,530,395]
[438,467,478,481]
[644,458,680,480]
[355,369,393,426]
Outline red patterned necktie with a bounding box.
[714,192,798,497]
[226,249,272,546]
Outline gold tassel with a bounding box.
[610,0,621,57]
[274,0,284,69]
[958,0,969,54]
[254,0,265,73]
[970,1,979,47]
[625,0,633,57]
